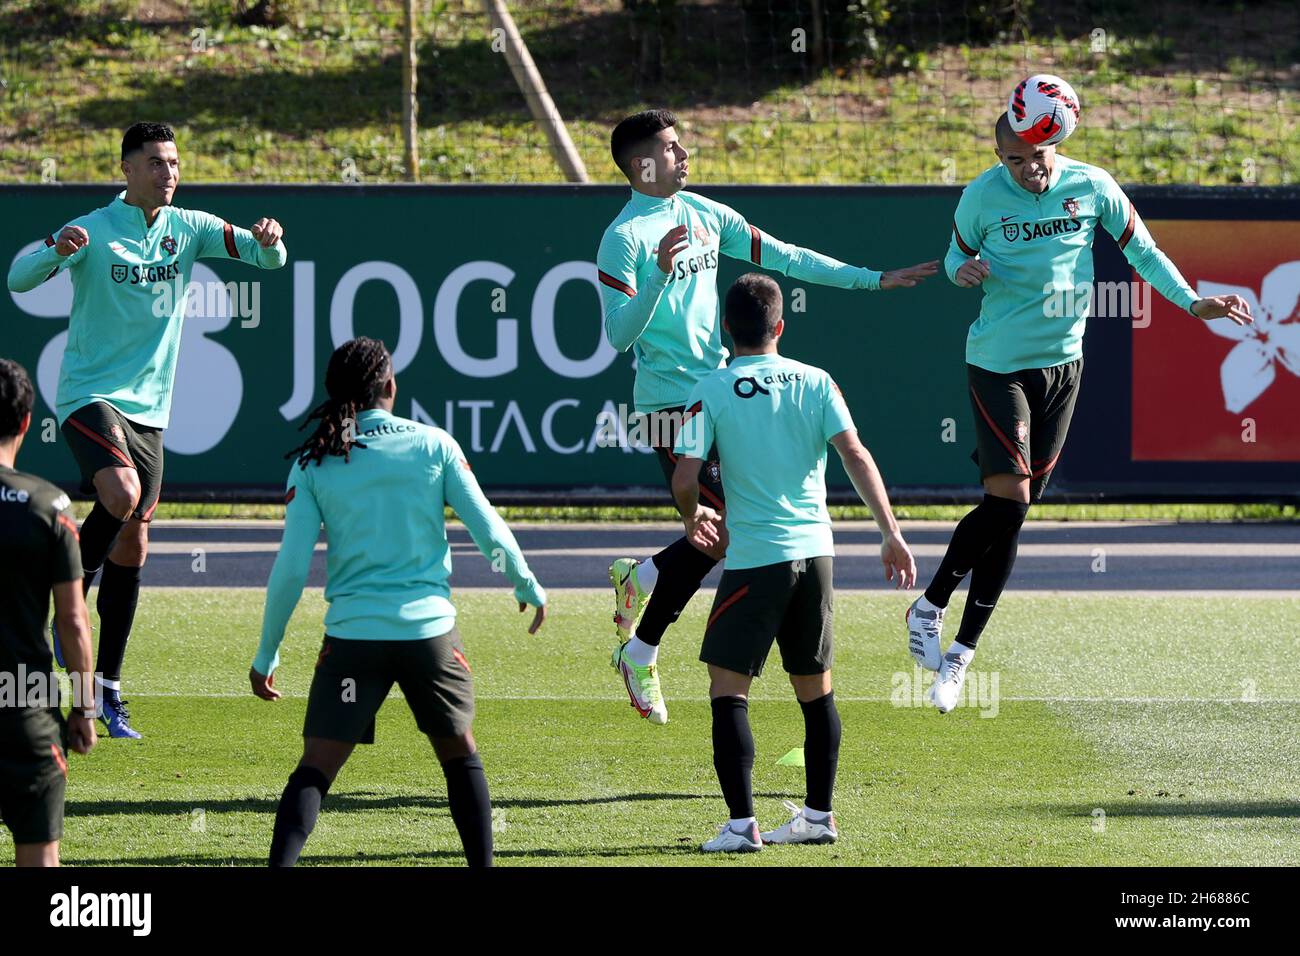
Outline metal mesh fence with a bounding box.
[1,0,1295,186]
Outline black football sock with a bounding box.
[95,560,142,684]
[268,765,332,867]
[79,502,126,591]
[954,505,1028,649]
[634,536,719,646]
[924,494,1029,609]
[799,691,841,814]
[442,752,493,867]
[711,696,755,820]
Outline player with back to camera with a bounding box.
[0,358,97,867]
[251,337,547,868]
[673,274,916,853]
[598,108,938,725]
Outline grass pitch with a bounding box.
[5,588,1297,867]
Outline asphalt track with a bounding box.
[137,520,1299,594]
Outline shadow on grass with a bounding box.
[1046,800,1300,819]
[65,789,745,818]
[64,844,706,866]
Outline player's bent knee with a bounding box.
[790,672,833,702]
[300,738,354,781]
[431,731,476,763]
[94,467,141,519]
[109,521,149,566]
[14,842,59,867]
[707,665,751,700]
[983,473,1031,504]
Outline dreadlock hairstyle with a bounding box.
[286,337,393,468]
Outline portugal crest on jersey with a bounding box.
[1062,197,1080,219]
[1014,420,1029,443]
[161,235,177,255]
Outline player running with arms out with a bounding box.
[6,122,286,738]
[672,275,916,853]
[599,108,935,724]
[251,338,547,868]
[907,112,1253,713]
[0,359,97,867]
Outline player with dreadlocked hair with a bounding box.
[251,336,548,867]
[287,336,393,467]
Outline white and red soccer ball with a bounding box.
[1007,74,1081,146]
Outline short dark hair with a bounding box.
[725,274,783,348]
[122,122,175,160]
[610,109,677,179]
[0,358,35,441]
[995,112,1023,150]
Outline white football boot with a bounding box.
[701,819,763,854]
[928,644,974,714]
[760,801,839,845]
[906,599,945,671]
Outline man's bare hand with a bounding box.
[55,226,89,257]
[881,531,917,590]
[657,225,690,275]
[879,259,940,289]
[250,218,283,248]
[519,601,546,634]
[67,713,97,755]
[954,258,991,288]
[1192,293,1253,326]
[683,504,722,551]
[249,667,281,701]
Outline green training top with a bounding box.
[6,191,287,429]
[945,155,1198,373]
[598,189,882,413]
[253,409,546,676]
[674,354,855,570]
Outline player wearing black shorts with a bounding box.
[6,121,286,737]
[671,275,915,853]
[250,339,547,867]
[598,109,936,723]
[906,114,1254,713]
[0,359,97,866]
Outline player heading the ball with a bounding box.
[907,100,1253,714]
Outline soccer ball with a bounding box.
[1007,74,1080,146]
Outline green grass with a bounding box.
[0,0,1294,185]
[5,588,1297,866]
[68,501,1300,522]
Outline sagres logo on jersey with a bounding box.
[111,264,128,283]
[1005,219,1083,242]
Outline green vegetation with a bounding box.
[1,0,1293,185]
